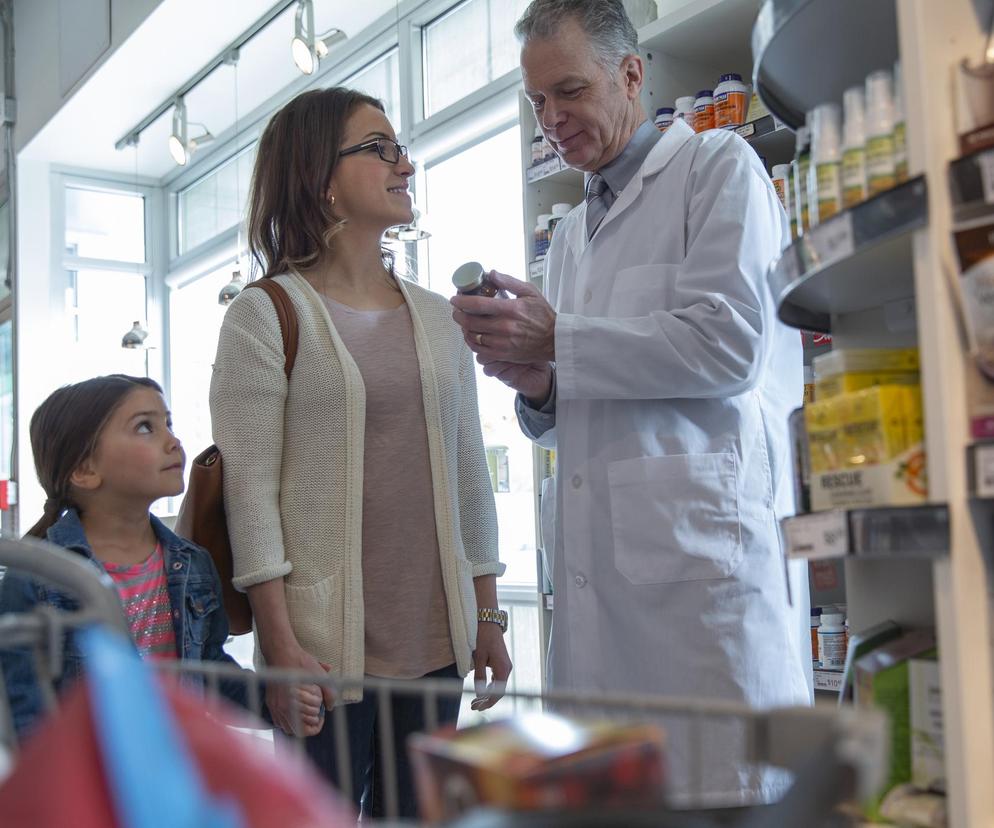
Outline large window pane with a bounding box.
[347,50,402,135]
[65,186,145,263]
[168,264,233,475]
[178,145,256,255]
[423,126,534,586]
[66,269,148,381]
[423,0,530,117]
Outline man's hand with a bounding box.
[450,271,556,364]
[481,360,553,407]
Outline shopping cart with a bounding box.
[0,536,888,827]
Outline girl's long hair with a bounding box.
[25,374,162,539]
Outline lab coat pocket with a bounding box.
[608,264,678,317]
[608,453,742,584]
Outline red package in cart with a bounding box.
[408,713,666,823]
[0,677,353,828]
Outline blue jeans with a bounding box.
[303,663,461,819]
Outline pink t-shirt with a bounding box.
[323,296,456,679]
[103,544,177,661]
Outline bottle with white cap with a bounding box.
[548,202,573,238]
[893,60,908,183]
[807,102,843,227]
[865,69,897,196]
[534,213,553,259]
[818,611,848,670]
[841,85,868,208]
[674,96,696,125]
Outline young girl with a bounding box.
[210,87,511,817]
[0,375,322,738]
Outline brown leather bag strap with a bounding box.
[243,279,299,378]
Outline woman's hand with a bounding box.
[471,622,512,712]
[266,645,335,737]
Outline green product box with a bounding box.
[853,629,936,817]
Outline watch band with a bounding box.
[478,607,508,633]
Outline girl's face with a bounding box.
[326,104,415,235]
[71,387,186,504]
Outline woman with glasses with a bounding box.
[209,87,511,818]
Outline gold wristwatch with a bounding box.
[478,607,508,633]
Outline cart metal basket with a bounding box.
[0,536,887,826]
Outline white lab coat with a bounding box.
[520,119,812,807]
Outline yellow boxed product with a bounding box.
[840,385,914,467]
[813,348,920,400]
[804,396,845,474]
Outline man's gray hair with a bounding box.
[514,0,639,70]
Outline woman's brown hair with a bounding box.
[247,87,386,279]
[26,374,162,539]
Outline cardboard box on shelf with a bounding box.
[909,653,945,793]
[409,713,666,824]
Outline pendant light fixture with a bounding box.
[121,320,149,349]
[384,206,432,242]
[168,97,215,167]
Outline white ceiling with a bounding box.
[22,0,401,180]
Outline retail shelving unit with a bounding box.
[754,0,994,825]
[519,0,994,823]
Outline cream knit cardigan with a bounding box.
[209,271,503,702]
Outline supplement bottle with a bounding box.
[818,612,848,670]
[452,262,508,299]
[533,213,553,260]
[654,107,675,133]
[714,73,749,128]
[893,60,908,183]
[674,96,696,125]
[693,90,715,133]
[807,102,843,227]
[788,160,799,239]
[771,164,791,215]
[865,69,897,196]
[841,85,868,208]
[793,124,812,235]
[810,607,822,667]
[548,202,572,238]
[531,126,544,166]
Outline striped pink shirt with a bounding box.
[103,544,177,660]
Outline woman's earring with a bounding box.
[329,194,336,206]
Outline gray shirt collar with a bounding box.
[585,119,661,199]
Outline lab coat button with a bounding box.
[574,574,587,588]
[571,474,582,488]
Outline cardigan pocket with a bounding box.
[284,573,344,667]
[456,558,478,651]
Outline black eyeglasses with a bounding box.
[338,137,409,164]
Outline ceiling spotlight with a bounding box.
[384,206,432,242]
[168,97,215,166]
[291,0,346,75]
[218,268,247,306]
[121,320,149,349]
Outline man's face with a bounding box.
[521,18,640,172]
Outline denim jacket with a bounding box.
[0,509,252,738]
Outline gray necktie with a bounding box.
[585,173,613,240]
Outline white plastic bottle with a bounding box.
[653,107,675,133]
[674,96,696,125]
[533,213,553,260]
[818,612,848,670]
[865,69,897,196]
[841,85,868,208]
[807,102,843,227]
[771,164,791,214]
[693,89,715,133]
[548,202,572,238]
[893,60,908,183]
[714,73,749,128]
[793,123,812,235]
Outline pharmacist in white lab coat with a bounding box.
[450,0,812,807]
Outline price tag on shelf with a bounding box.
[734,122,757,139]
[975,443,994,498]
[784,511,849,559]
[979,151,994,206]
[813,669,844,692]
[811,212,855,264]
